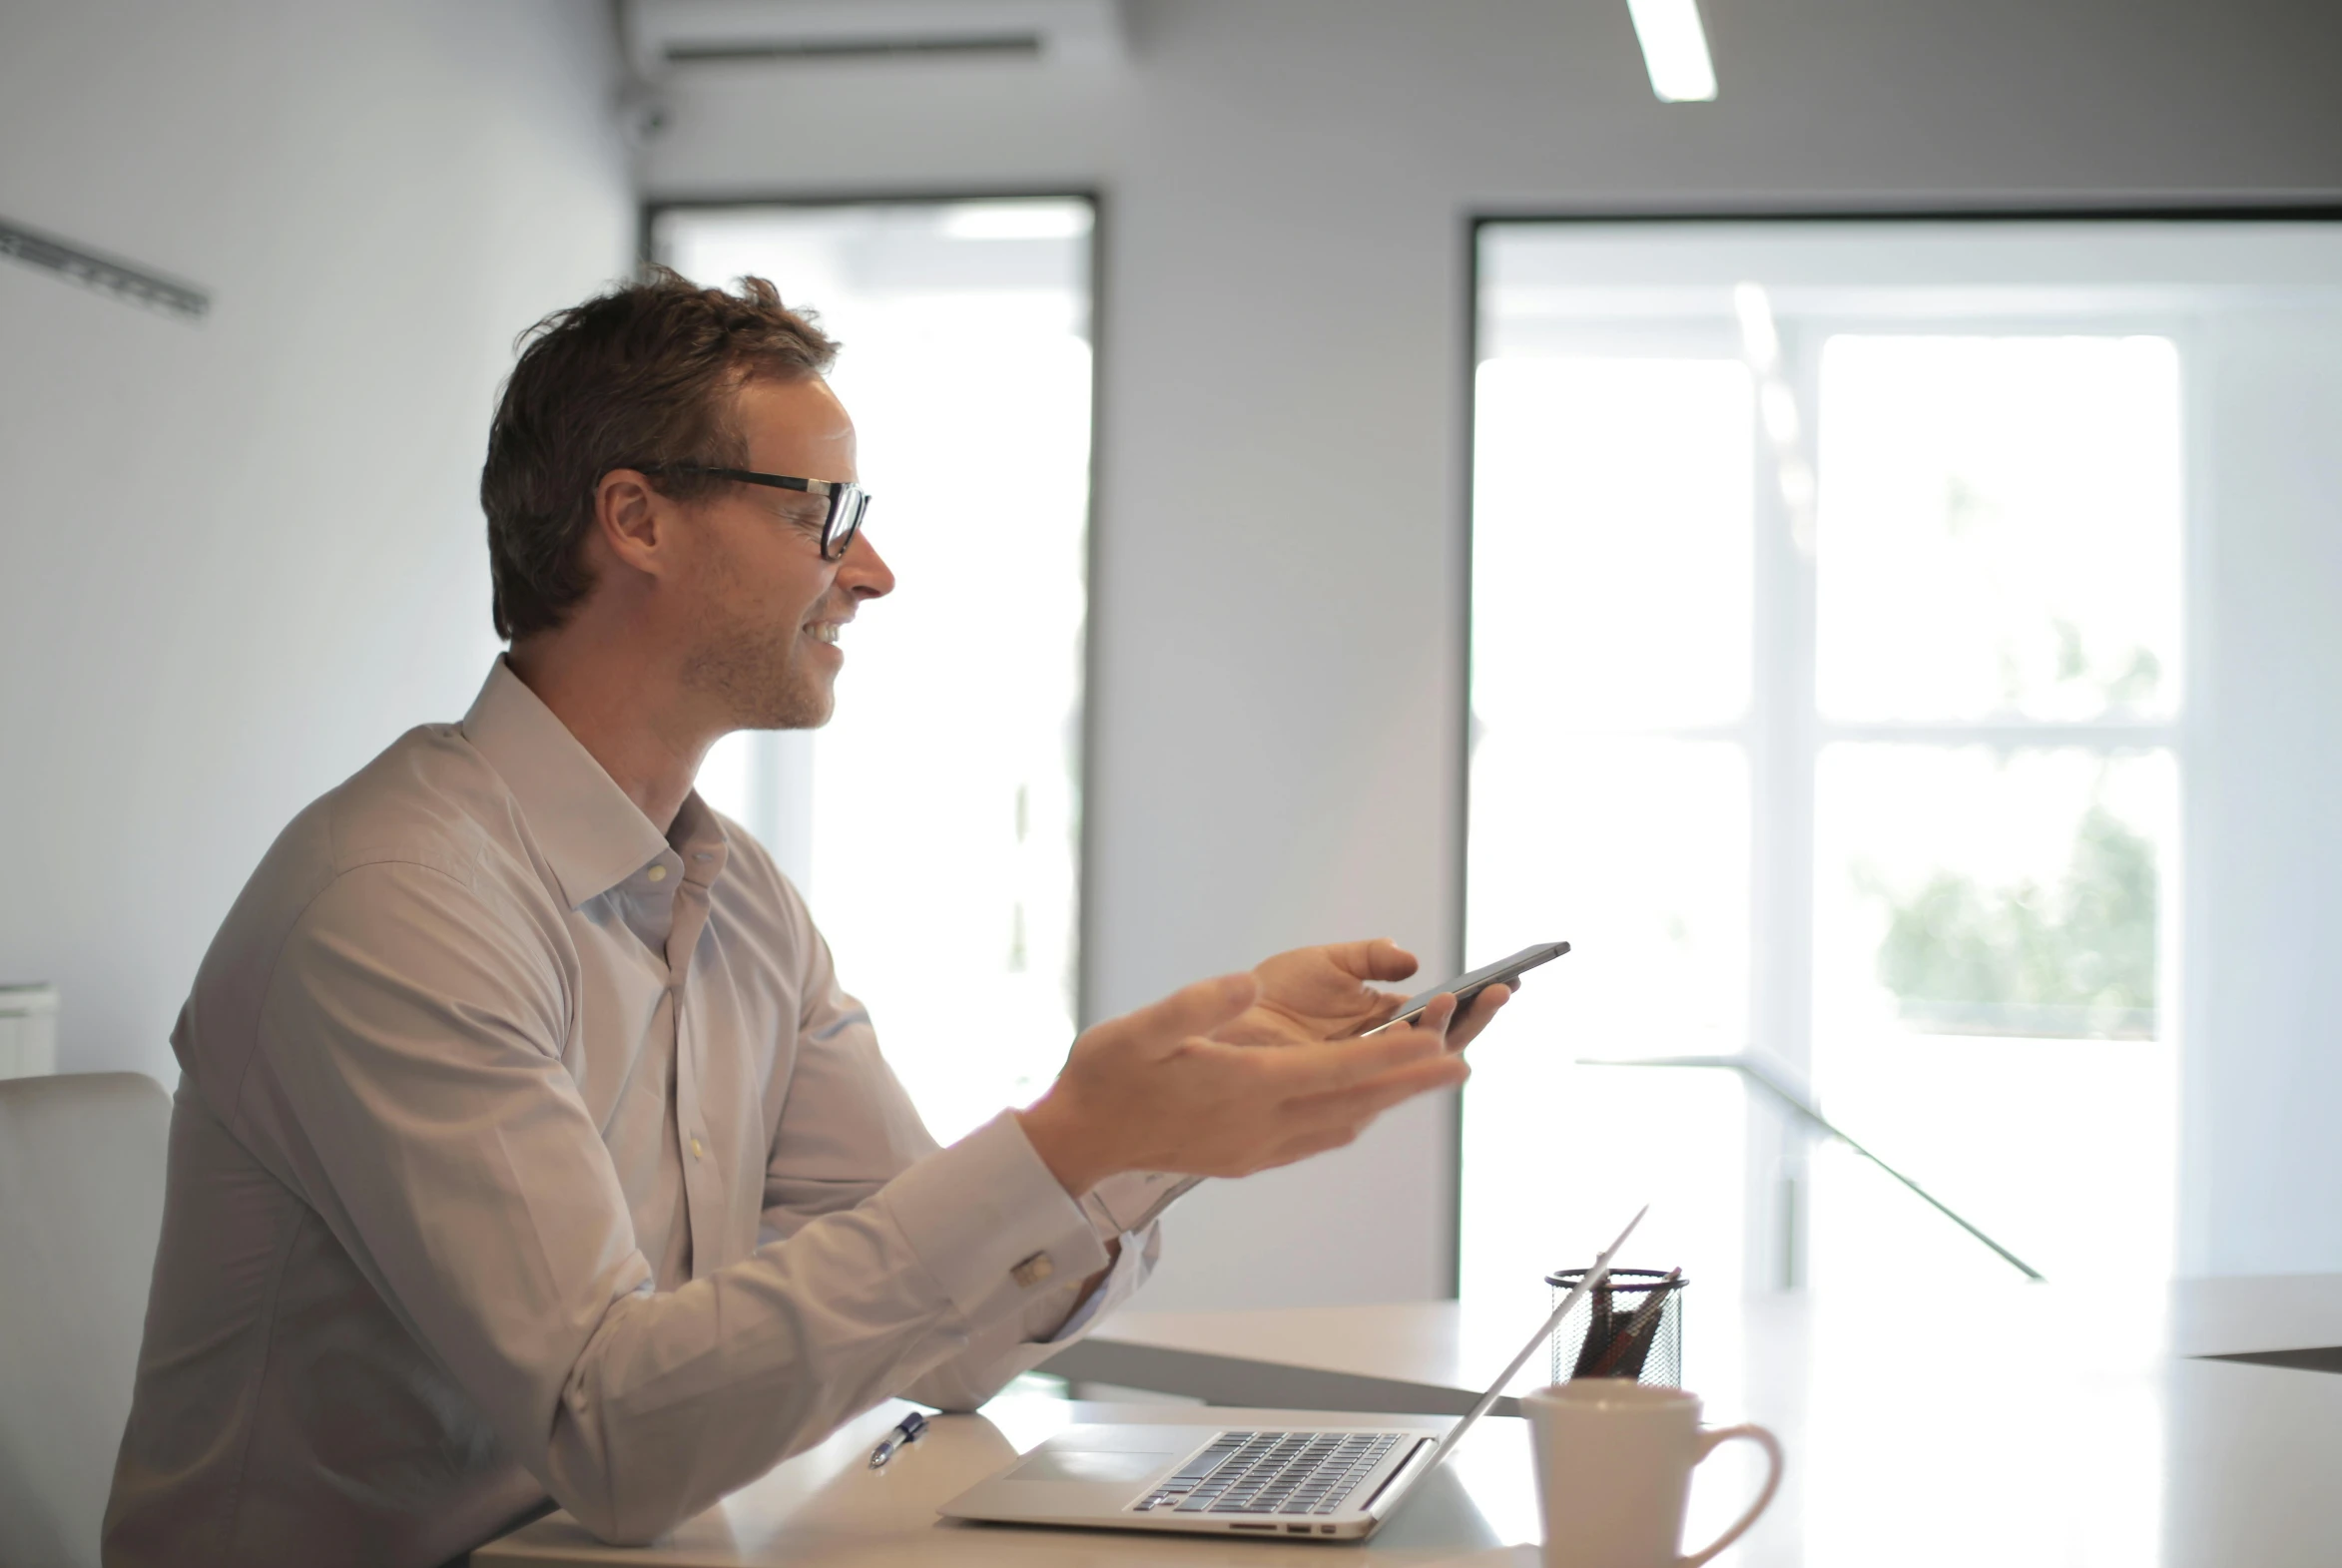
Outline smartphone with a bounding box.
[1358,940,1570,1036]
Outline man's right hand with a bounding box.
[1013,972,1470,1198]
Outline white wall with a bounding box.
[8,0,2332,1312]
[2183,304,2342,1276]
[0,4,633,1084]
[639,0,2342,1307]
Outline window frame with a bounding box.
[638,186,1109,1039]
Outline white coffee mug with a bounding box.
[1522,1381,1782,1568]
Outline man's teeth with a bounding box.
[809,623,840,644]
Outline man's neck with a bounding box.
[504,638,714,833]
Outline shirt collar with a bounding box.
[460,659,674,910]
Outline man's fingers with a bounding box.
[1260,1058,1470,1170]
[1352,990,1454,1043]
[1245,1018,1459,1094]
[1259,1124,1368,1171]
[1288,1052,1469,1123]
[1097,971,1260,1055]
[1445,983,1511,1051]
[1341,988,1411,1037]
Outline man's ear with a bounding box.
[594,468,674,579]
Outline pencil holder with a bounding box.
[1546,1268,1685,1387]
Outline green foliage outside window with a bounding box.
[1856,802,2158,1039]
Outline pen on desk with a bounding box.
[869,1410,927,1469]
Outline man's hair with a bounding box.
[480,266,840,641]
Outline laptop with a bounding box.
[939,1206,1646,1541]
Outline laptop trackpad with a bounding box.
[1008,1449,1178,1484]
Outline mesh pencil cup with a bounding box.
[1546,1268,1686,1388]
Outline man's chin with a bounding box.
[681,639,837,732]
[749,678,835,732]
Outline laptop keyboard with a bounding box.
[1131,1430,1412,1516]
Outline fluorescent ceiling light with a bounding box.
[1626,0,1718,103]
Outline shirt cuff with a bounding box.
[1040,1219,1159,1344]
[1085,1172,1203,1237]
[881,1111,1110,1337]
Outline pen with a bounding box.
[869,1410,927,1469]
[1583,1269,1680,1379]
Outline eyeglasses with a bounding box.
[638,464,871,562]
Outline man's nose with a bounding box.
[840,530,895,599]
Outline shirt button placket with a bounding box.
[675,990,712,1278]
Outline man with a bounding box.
[103,270,1507,1566]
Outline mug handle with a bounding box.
[1677,1422,1784,1567]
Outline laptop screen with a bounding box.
[1420,1205,1646,1469]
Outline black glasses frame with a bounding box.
[637,463,870,561]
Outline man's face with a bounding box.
[675,374,893,731]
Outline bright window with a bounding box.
[1806,333,2181,1290]
[653,199,1093,1143]
[1463,224,2202,1341]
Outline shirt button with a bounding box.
[690,1136,704,1160]
[1010,1252,1056,1289]
[647,865,669,882]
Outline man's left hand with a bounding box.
[1214,938,1512,1053]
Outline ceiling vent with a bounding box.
[625,0,1125,71]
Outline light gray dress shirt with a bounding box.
[102,661,1169,1567]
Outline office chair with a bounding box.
[0,1072,171,1568]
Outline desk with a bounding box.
[1059,1277,2342,1568]
[482,1279,2342,1567]
[1047,1301,1529,1416]
[1050,1274,2342,1415]
[476,1397,1538,1566]
[2169,1273,2342,1367]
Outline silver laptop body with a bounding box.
[941,1416,1449,1539]
[938,1207,1644,1541]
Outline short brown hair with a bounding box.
[480,266,840,641]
